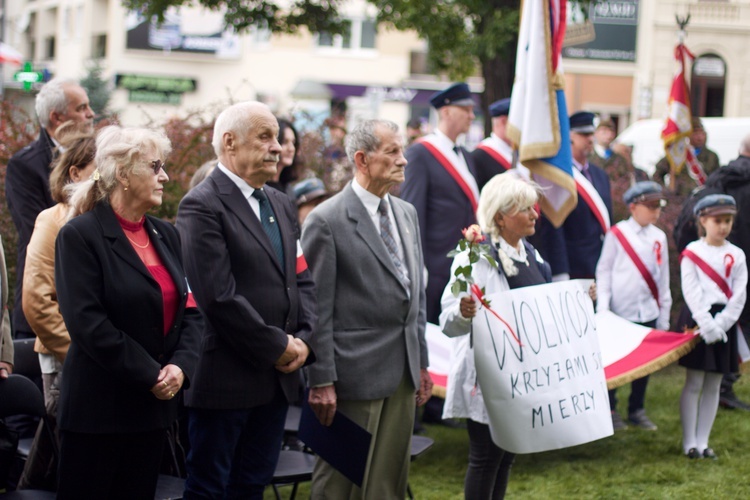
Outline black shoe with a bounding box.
[703,448,718,460]
[685,448,701,459]
[719,392,750,411]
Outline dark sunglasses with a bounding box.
[149,159,166,175]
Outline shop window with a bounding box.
[92,34,107,59]
[317,19,376,53]
[45,36,55,60]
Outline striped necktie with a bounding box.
[378,199,409,288]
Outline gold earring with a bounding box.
[124,184,129,191]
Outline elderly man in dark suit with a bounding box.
[176,101,316,499]
[302,119,432,498]
[532,111,613,280]
[5,77,94,340]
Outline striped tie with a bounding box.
[252,189,285,271]
[378,199,409,288]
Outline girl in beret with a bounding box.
[679,194,747,459]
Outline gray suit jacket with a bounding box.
[301,182,428,401]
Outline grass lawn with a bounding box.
[269,363,750,499]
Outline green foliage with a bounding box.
[375,0,520,80]
[0,101,37,296]
[80,63,113,121]
[122,0,349,35]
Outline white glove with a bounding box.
[699,323,727,344]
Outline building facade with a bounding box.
[3,0,749,138]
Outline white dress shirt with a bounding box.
[596,218,672,329]
[429,129,480,201]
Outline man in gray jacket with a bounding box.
[301,119,432,498]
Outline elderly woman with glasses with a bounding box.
[54,126,201,499]
[439,172,552,500]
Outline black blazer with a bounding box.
[175,168,316,410]
[5,128,56,335]
[55,202,201,433]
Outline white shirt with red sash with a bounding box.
[596,217,672,330]
[423,130,480,203]
[681,238,747,333]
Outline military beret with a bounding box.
[489,98,511,117]
[569,111,596,134]
[693,194,737,217]
[429,82,475,109]
[597,118,616,131]
[623,181,665,205]
[293,177,329,206]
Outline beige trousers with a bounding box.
[311,375,416,500]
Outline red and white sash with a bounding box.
[572,168,610,233]
[610,224,660,306]
[476,140,512,171]
[680,249,733,299]
[418,137,479,212]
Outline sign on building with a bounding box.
[563,0,639,62]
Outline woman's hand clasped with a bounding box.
[150,364,185,401]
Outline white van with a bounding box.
[615,117,750,175]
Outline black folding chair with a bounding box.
[0,375,57,499]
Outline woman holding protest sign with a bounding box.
[439,171,551,499]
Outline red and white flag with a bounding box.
[0,42,23,65]
[426,311,699,395]
[661,42,707,187]
[598,311,698,389]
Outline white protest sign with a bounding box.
[473,280,613,454]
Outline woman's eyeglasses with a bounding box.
[150,159,166,175]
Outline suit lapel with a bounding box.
[96,203,154,283]
[345,185,408,292]
[212,170,284,275]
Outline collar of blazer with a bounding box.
[210,168,288,277]
[94,202,186,298]
[343,184,413,295]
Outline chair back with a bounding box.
[0,375,45,420]
[10,340,40,380]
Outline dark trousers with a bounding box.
[57,428,166,500]
[183,393,288,500]
[465,419,515,500]
[608,375,650,414]
[608,319,656,414]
